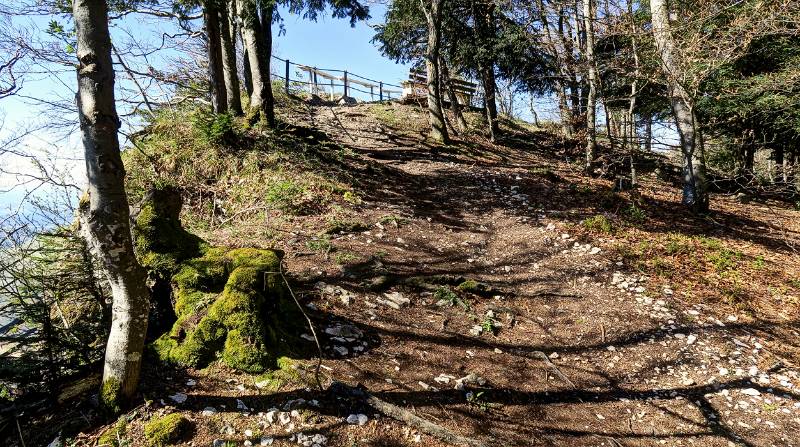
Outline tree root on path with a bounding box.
[329,382,489,447]
[531,351,577,389]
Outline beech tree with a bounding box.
[72,0,151,411]
[650,0,708,213]
[420,0,449,143]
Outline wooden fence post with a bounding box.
[343,71,348,98]
[285,59,290,95]
[379,82,383,101]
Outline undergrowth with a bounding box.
[123,104,358,234]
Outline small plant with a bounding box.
[342,191,362,204]
[480,315,498,335]
[466,391,492,411]
[625,203,646,223]
[583,214,613,234]
[433,286,470,311]
[752,255,765,269]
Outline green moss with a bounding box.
[254,356,302,391]
[151,246,310,372]
[133,190,205,278]
[456,280,480,293]
[99,378,122,416]
[143,414,191,447]
[97,418,127,446]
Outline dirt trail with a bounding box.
[275,103,800,446]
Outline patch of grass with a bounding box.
[326,218,369,235]
[379,215,408,227]
[752,255,765,269]
[265,179,308,213]
[583,214,613,234]
[306,236,333,253]
[707,248,743,273]
[342,191,362,205]
[334,251,358,265]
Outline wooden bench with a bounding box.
[401,68,477,106]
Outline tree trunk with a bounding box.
[72,0,150,413]
[220,0,242,115]
[644,114,652,152]
[473,0,499,141]
[650,0,709,213]
[440,58,467,133]
[204,0,227,113]
[236,0,275,127]
[582,0,597,171]
[421,0,449,143]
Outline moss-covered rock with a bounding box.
[143,413,191,447]
[138,188,311,372]
[97,417,127,446]
[132,187,205,277]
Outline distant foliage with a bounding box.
[0,230,109,401]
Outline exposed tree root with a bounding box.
[329,382,489,447]
[532,351,577,389]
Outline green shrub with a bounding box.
[583,215,613,234]
[192,110,235,146]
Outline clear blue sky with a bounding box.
[274,5,409,87]
[0,4,410,212]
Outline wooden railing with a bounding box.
[271,55,403,102]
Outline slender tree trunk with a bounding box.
[650,0,709,213]
[440,58,467,133]
[774,145,785,184]
[421,0,449,143]
[73,0,150,412]
[473,0,499,141]
[220,0,242,115]
[582,0,597,171]
[204,1,227,113]
[236,0,275,127]
[627,0,640,184]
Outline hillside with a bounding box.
[32,97,800,447]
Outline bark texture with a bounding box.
[474,0,499,141]
[421,0,449,143]
[236,0,275,127]
[440,59,467,133]
[204,0,228,113]
[582,0,598,170]
[650,0,709,213]
[72,0,150,412]
[220,0,243,115]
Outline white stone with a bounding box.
[742,388,761,397]
[201,407,217,416]
[169,392,188,404]
[346,414,368,425]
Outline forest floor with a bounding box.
[42,99,800,447]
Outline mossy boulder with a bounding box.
[138,188,311,372]
[97,418,127,446]
[143,414,191,447]
[132,187,205,276]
